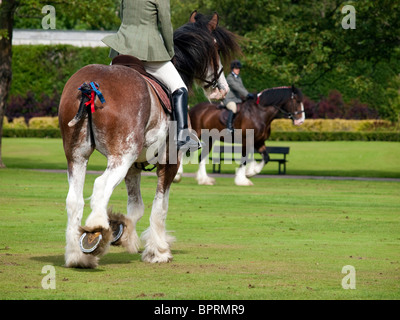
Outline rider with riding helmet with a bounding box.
[102,0,200,152]
[224,60,254,133]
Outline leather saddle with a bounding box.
[111,55,172,114]
[218,103,242,126]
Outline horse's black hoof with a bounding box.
[79,232,102,254]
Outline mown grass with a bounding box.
[2,138,400,178]
[0,138,399,300]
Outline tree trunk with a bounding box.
[0,0,18,168]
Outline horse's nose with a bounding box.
[294,118,304,126]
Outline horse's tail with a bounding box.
[68,83,92,127]
[68,82,97,148]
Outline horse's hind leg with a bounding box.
[141,163,178,263]
[80,157,135,264]
[115,165,145,253]
[65,158,99,268]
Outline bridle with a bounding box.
[176,55,224,90]
[202,67,224,89]
[257,89,305,121]
[176,35,224,91]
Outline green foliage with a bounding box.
[8,1,400,121]
[14,0,121,30]
[10,45,110,98]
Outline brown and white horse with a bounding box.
[58,12,240,268]
[175,86,305,186]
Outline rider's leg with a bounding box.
[226,101,237,133]
[144,61,200,151]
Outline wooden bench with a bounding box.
[209,145,290,175]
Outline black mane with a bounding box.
[173,12,241,90]
[258,86,303,107]
[173,23,216,89]
[191,13,242,65]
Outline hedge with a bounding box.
[3,117,399,141]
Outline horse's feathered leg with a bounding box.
[245,146,268,178]
[196,134,216,185]
[141,163,179,263]
[65,158,100,268]
[79,155,137,264]
[122,165,145,253]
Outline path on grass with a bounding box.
[33,169,400,182]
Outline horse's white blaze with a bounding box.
[294,102,305,126]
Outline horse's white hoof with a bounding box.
[235,178,254,186]
[196,176,216,185]
[141,249,173,263]
[173,174,182,183]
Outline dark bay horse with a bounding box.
[175,86,305,186]
[58,12,240,268]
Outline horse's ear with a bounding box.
[208,12,219,31]
[189,10,197,23]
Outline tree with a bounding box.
[0,0,18,168]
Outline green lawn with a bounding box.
[0,138,399,300]
[2,138,400,178]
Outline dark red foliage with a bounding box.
[303,90,379,120]
[5,91,60,124]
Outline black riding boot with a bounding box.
[172,87,201,151]
[227,110,235,133]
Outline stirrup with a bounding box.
[177,131,203,153]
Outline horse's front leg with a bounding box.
[141,163,179,263]
[235,148,254,186]
[246,145,269,178]
[196,140,215,185]
[122,165,145,253]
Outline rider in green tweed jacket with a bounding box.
[102,0,200,152]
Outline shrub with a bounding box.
[29,117,59,129]
[271,119,397,132]
[3,117,28,129]
[304,90,380,120]
[5,91,60,124]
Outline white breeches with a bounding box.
[144,61,187,93]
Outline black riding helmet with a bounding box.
[230,60,242,70]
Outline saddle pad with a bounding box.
[141,75,172,114]
[111,55,172,114]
